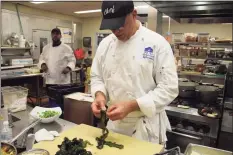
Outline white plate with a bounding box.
[30,106,62,123]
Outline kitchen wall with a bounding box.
[1,2,83,50]
[81,17,111,55]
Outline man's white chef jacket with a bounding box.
[91,22,178,143]
[38,43,76,85]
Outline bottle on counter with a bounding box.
[1,121,12,142]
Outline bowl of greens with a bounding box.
[30,106,62,123]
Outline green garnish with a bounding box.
[38,110,60,118]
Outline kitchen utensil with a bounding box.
[33,124,164,155]
[216,64,227,75]
[195,84,221,105]
[21,149,50,155]
[10,119,41,144]
[1,142,17,155]
[179,81,198,98]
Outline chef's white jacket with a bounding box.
[91,22,178,144]
[38,43,76,85]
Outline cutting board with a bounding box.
[33,124,164,155]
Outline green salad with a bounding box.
[38,110,60,118]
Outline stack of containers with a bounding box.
[1,86,28,113]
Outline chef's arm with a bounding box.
[91,55,107,99]
[38,47,46,69]
[135,43,179,118]
[66,47,76,71]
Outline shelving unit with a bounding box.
[179,56,232,61]
[178,72,225,79]
[175,41,232,80]
[1,47,31,51]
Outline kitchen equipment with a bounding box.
[33,124,164,155]
[184,143,232,155]
[172,33,184,43]
[1,142,17,155]
[11,58,33,66]
[225,73,233,98]
[1,119,40,155]
[167,98,220,152]
[179,81,198,98]
[1,86,28,113]
[195,84,221,105]
[21,149,50,155]
[215,64,227,75]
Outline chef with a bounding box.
[91,1,178,144]
[38,28,76,89]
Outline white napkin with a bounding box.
[35,128,59,142]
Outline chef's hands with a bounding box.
[91,91,107,118]
[107,100,140,121]
[41,63,48,72]
[62,67,71,74]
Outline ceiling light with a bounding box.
[30,0,55,4]
[74,9,101,14]
[135,5,149,9]
[163,15,169,18]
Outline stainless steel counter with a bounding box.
[1,73,43,80]
[165,106,219,124]
[0,105,76,148]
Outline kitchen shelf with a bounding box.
[174,42,232,46]
[179,56,233,61]
[1,47,31,50]
[178,72,225,79]
[1,64,37,70]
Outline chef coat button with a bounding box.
[143,120,146,124]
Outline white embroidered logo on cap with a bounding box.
[104,5,115,15]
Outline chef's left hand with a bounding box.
[107,100,139,121]
[62,67,71,74]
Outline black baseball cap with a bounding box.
[100,1,134,30]
[51,28,61,34]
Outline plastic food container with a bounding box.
[172,33,184,43]
[184,33,197,42]
[1,86,28,112]
[198,33,210,43]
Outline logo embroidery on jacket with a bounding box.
[143,47,154,60]
[104,5,115,15]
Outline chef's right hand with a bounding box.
[91,91,106,118]
[41,63,48,72]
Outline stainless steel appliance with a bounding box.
[165,98,220,153]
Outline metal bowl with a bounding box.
[1,142,17,155]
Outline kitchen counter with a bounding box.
[1,105,76,148]
[1,73,43,80]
